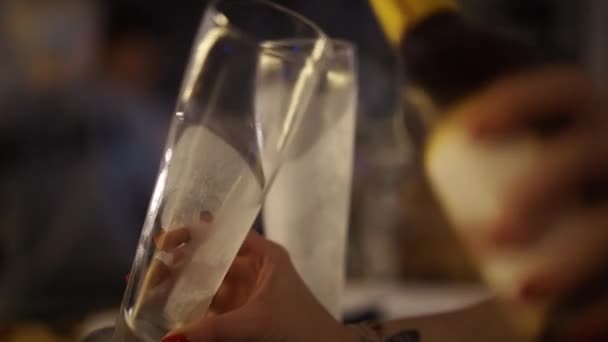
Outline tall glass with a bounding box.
[260,40,357,319]
[112,1,330,341]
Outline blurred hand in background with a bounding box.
[466,66,608,340]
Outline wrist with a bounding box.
[344,321,421,342]
[345,321,383,342]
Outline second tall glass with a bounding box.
[261,40,358,319]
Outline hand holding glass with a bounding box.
[111,1,330,341]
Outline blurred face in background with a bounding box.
[103,30,163,95]
[0,0,100,92]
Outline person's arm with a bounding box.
[347,299,518,342]
[164,232,517,342]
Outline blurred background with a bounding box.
[0,0,603,340]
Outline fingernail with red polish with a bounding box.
[519,280,548,302]
[200,210,214,222]
[162,334,189,342]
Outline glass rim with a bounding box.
[258,39,356,64]
[180,0,331,103]
[210,0,325,34]
[261,38,355,50]
[327,39,356,52]
[207,0,330,59]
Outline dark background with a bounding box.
[0,0,599,333]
